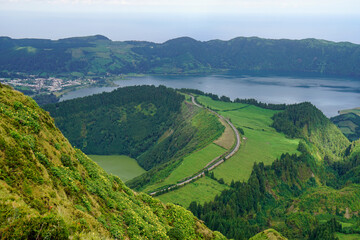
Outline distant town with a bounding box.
[0,74,97,95]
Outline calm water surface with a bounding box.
[60,74,360,117]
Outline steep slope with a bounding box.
[272,102,350,160]
[1,36,360,78]
[44,85,185,170]
[0,83,225,239]
[331,113,360,141]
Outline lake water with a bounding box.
[60,74,360,117]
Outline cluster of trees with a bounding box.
[32,93,59,106]
[2,36,360,78]
[233,98,286,110]
[308,218,342,240]
[189,146,360,240]
[189,153,316,240]
[271,102,328,138]
[180,89,285,110]
[45,85,184,170]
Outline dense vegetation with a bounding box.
[272,102,349,161]
[45,85,184,170]
[185,100,359,240]
[331,113,360,142]
[1,35,360,78]
[189,143,360,240]
[0,83,226,239]
[127,101,224,191]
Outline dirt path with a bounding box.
[149,95,241,196]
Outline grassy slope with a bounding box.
[88,155,146,182]
[198,96,299,183]
[144,143,225,192]
[153,95,299,207]
[157,176,229,207]
[0,84,226,239]
[131,102,225,192]
[214,117,235,150]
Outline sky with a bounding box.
[1,0,360,43]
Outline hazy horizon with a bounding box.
[1,0,360,44]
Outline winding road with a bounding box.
[149,95,241,196]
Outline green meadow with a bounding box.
[336,233,360,240]
[143,143,226,192]
[157,176,229,207]
[89,155,146,182]
[197,96,300,183]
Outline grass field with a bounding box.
[197,96,299,183]
[143,143,226,192]
[89,155,146,182]
[156,176,229,207]
[336,233,360,240]
[214,117,235,150]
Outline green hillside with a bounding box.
[331,113,360,141]
[127,100,225,192]
[272,102,350,160]
[44,85,185,170]
[1,35,360,78]
[187,101,359,240]
[0,83,226,239]
[145,93,299,207]
[249,229,288,240]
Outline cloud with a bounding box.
[1,0,359,15]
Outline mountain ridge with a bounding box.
[1,35,360,78]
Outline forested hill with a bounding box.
[0,83,226,239]
[271,102,350,161]
[44,85,184,170]
[1,35,360,78]
[188,102,360,240]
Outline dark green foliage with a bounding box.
[272,102,327,138]
[167,227,185,240]
[189,151,328,240]
[308,218,342,240]
[237,127,245,135]
[331,113,360,141]
[272,102,349,160]
[220,96,231,102]
[32,93,59,106]
[45,85,184,170]
[234,98,286,110]
[2,35,360,78]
